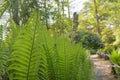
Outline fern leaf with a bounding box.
[7,10,47,80]
[0,17,21,80]
[0,0,10,18]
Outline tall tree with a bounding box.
[67,0,70,18]
[9,0,39,25]
[43,0,49,29]
[93,0,101,35]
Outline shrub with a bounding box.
[74,31,104,50]
[90,49,97,54]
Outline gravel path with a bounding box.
[90,55,117,80]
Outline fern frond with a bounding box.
[7,10,47,80]
[51,35,93,80]
[0,18,21,79]
[36,27,56,80]
[0,25,3,48]
[74,45,93,80]
[4,9,94,80]
[54,36,71,80]
[0,0,10,18]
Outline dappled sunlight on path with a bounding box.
[90,55,117,80]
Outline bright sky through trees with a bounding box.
[70,0,89,14]
[0,0,89,25]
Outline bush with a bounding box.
[74,31,104,50]
[90,49,97,54]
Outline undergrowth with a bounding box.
[0,7,94,80]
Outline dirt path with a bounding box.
[90,54,117,80]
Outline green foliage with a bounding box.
[7,10,43,80]
[78,0,120,47]
[102,27,115,46]
[113,27,120,47]
[0,0,10,79]
[52,16,72,34]
[50,36,94,80]
[90,49,97,54]
[0,19,21,80]
[0,0,10,18]
[104,46,114,54]
[110,49,120,74]
[110,50,120,66]
[0,25,2,47]
[1,10,94,80]
[74,31,104,50]
[9,0,39,25]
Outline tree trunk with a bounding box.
[73,12,78,32]
[67,0,70,18]
[93,0,101,35]
[12,1,19,25]
[44,0,49,29]
[62,0,65,15]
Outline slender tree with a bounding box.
[67,0,71,18]
[62,0,65,15]
[9,0,39,25]
[73,12,78,32]
[93,0,101,35]
[43,0,49,29]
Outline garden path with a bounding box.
[90,54,117,80]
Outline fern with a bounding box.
[45,33,94,80]
[75,46,93,80]
[0,0,10,18]
[54,36,72,80]
[4,9,94,80]
[110,50,120,66]
[38,28,56,80]
[110,49,120,76]
[0,25,2,48]
[0,1,94,80]
[37,29,94,80]
[0,1,10,78]
[0,18,21,79]
[7,10,47,80]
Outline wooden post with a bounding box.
[70,12,79,43]
[73,12,79,32]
